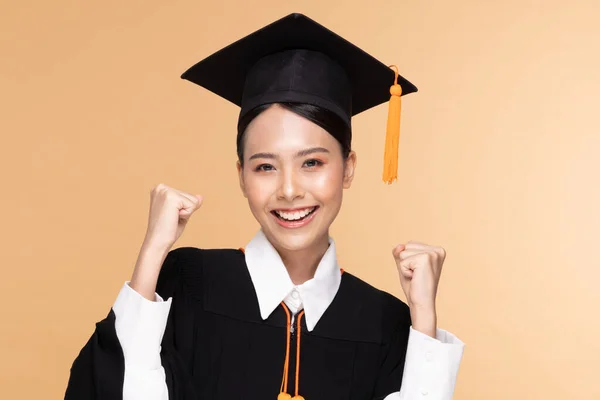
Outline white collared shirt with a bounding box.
[112,230,465,400]
[245,229,341,331]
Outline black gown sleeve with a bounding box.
[371,296,412,399]
[64,247,201,400]
[63,308,125,399]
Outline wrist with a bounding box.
[130,241,171,301]
[410,306,437,338]
[141,237,173,255]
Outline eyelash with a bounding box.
[254,159,324,172]
[303,159,323,168]
[255,164,274,172]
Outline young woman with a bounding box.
[65,13,464,400]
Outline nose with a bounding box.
[276,167,304,202]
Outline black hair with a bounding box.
[236,102,352,166]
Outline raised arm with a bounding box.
[65,184,203,400]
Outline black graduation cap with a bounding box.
[181,13,417,183]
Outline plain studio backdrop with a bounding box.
[1,1,599,399]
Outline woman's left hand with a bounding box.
[393,241,446,337]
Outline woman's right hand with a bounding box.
[130,184,203,301]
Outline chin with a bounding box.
[274,233,316,252]
[262,222,326,253]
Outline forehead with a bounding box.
[243,105,338,154]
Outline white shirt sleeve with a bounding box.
[384,327,465,400]
[112,282,173,400]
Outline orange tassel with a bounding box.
[383,65,402,184]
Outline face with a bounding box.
[237,104,356,253]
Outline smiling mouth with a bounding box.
[271,206,319,222]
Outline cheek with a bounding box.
[243,172,274,209]
[308,165,345,204]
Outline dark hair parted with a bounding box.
[236,102,352,166]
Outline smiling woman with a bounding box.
[237,104,355,269]
[65,13,465,400]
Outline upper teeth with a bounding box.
[275,207,315,221]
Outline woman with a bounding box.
[65,13,464,400]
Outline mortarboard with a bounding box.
[181,12,417,183]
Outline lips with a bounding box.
[271,206,319,228]
[273,207,317,221]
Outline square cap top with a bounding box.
[181,13,417,126]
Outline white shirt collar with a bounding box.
[244,229,342,332]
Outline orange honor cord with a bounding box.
[383,65,403,184]
[293,311,306,400]
[278,304,292,400]
[278,304,306,400]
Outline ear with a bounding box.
[342,151,357,189]
[237,160,248,198]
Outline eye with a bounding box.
[255,163,275,172]
[303,159,323,168]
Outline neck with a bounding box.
[276,233,330,285]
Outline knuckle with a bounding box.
[165,189,177,200]
[154,183,170,196]
[439,247,446,258]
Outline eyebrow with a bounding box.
[248,147,330,161]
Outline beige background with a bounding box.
[1,0,599,399]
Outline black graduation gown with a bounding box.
[65,247,412,400]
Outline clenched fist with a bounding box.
[143,183,203,251]
[393,241,446,337]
